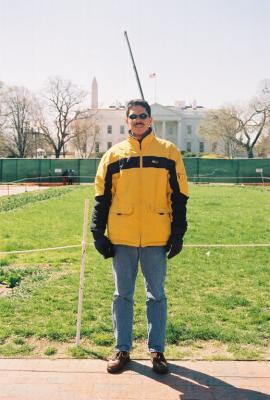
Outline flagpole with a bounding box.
[124,31,145,100]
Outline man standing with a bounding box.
[91,99,188,374]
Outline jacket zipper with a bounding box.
[139,140,142,245]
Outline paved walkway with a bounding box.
[0,185,50,197]
[0,359,269,399]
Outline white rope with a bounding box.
[0,245,81,255]
[0,174,269,187]
[184,244,270,247]
[191,175,270,180]
[0,243,270,256]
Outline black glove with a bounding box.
[165,234,184,259]
[92,231,115,259]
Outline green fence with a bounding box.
[0,159,99,184]
[184,158,270,184]
[0,158,269,184]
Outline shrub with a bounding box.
[7,274,21,288]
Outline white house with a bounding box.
[73,77,208,157]
[90,106,126,155]
[88,102,208,155]
[151,103,208,153]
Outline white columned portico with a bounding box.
[176,120,182,149]
[161,121,166,139]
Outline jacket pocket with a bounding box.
[110,204,133,215]
[154,208,171,215]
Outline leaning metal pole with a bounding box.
[124,31,145,100]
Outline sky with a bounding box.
[0,0,270,109]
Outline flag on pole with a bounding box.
[149,73,156,78]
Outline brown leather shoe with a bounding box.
[150,352,169,374]
[107,351,130,373]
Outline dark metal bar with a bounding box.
[124,31,145,100]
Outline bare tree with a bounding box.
[0,82,7,155]
[70,111,101,158]
[198,108,241,158]
[88,123,101,157]
[229,99,270,158]
[38,77,87,158]
[0,123,9,157]
[199,99,270,158]
[0,82,14,156]
[256,134,270,157]
[2,86,37,158]
[255,107,270,157]
[0,81,5,130]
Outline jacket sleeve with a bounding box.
[168,146,189,236]
[90,152,113,235]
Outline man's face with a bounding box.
[126,105,152,138]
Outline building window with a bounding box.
[95,125,100,134]
[199,142,204,152]
[95,142,99,155]
[187,125,192,135]
[107,125,112,134]
[120,125,125,134]
[107,142,112,149]
[186,142,192,152]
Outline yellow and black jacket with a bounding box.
[91,130,188,247]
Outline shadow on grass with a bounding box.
[129,361,270,399]
[69,346,107,360]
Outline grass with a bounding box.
[44,347,57,356]
[0,184,269,360]
[0,186,74,213]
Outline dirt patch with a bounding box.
[27,337,74,358]
[0,284,13,297]
[132,340,269,361]
[132,340,233,360]
[0,263,68,298]
[0,337,268,360]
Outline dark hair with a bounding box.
[126,99,151,117]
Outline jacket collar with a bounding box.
[128,128,155,149]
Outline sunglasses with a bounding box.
[128,113,149,120]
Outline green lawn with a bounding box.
[0,184,269,360]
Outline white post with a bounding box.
[256,168,264,186]
[75,198,90,346]
[261,171,265,186]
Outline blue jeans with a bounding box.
[112,245,167,353]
